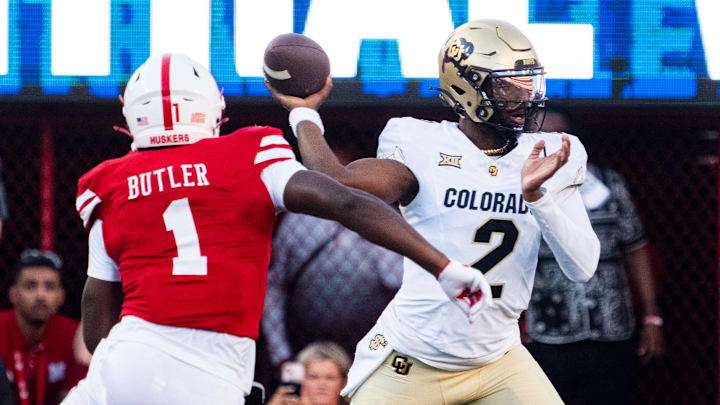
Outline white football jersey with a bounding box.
[375,117,587,370]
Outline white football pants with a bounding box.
[62,338,246,405]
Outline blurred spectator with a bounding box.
[0,355,13,405]
[261,213,402,366]
[525,112,666,405]
[267,342,350,405]
[0,157,9,240]
[0,250,87,405]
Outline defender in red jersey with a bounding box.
[62,54,491,405]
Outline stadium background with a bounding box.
[0,0,718,404]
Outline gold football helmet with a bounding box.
[437,19,547,131]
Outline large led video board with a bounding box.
[0,0,717,103]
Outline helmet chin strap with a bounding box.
[215,117,230,135]
[432,87,520,155]
[431,86,525,137]
[477,116,522,138]
[112,125,132,137]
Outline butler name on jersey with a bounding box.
[126,163,210,199]
[343,116,589,395]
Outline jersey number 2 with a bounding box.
[163,198,208,275]
[471,219,519,299]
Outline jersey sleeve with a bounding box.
[527,185,600,283]
[541,133,588,199]
[377,118,416,163]
[376,117,427,179]
[254,133,306,212]
[75,170,105,230]
[87,220,120,281]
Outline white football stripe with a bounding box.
[79,195,102,227]
[76,189,97,212]
[260,135,289,147]
[254,147,295,164]
[263,62,291,80]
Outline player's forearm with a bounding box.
[296,120,349,180]
[337,188,447,276]
[285,170,446,274]
[528,189,600,282]
[81,277,123,353]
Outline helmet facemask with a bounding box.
[470,67,547,134]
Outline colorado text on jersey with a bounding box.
[443,188,529,214]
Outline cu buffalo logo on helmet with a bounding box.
[442,38,474,72]
[369,334,388,350]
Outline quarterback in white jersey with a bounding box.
[268,19,600,405]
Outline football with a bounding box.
[263,33,330,98]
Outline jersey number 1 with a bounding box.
[471,219,519,299]
[163,198,208,275]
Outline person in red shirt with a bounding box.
[0,249,87,405]
[60,53,491,405]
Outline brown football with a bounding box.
[263,33,330,98]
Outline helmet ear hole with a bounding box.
[451,85,466,95]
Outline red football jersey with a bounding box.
[75,127,296,339]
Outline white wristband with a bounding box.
[288,107,324,138]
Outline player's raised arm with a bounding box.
[522,136,601,282]
[282,169,491,319]
[266,78,418,205]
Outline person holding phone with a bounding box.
[267,342,349,405]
